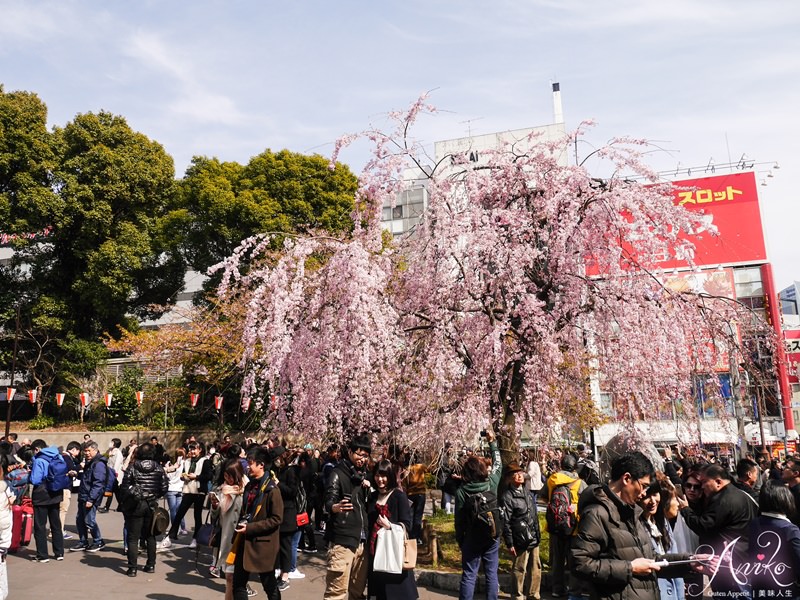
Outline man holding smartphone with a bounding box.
[323,434,372,600]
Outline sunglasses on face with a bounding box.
[685,483,702,491]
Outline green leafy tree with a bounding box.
[0,85,61,407]
[0,85,57,237]
[29,111,185,340]
[106,367,145,426]
[173,149,358,276]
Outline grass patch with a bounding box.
[425,511,550,573]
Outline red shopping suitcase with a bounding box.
[9,496,33,553]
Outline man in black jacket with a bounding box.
[732,458,759,502]
[70,441,108,552]
[678,463,757,595]
[501,462,541,600]
[323,434,371,600]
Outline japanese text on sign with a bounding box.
[677,186,742,206]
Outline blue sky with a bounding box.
[2,1,799,287]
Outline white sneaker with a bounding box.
[288,569,305,579]
[188,539,197,549]
[159,538,172,549]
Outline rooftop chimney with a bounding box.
[552,82,564,124]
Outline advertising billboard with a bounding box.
[785,329,800,384]
[664,171,767,269]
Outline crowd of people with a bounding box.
[435,436,800,600]
[516,444,800,600]
[1,428,800,600]
[0,431,435,600]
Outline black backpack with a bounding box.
[577,459,601,485]
[465,489,504,540]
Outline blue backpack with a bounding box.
[42,449,71,493]
[103,462,117,494]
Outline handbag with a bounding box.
[402,526,417,570]
[196,511,215,546]
[151,506,170,537]
[373,523,405,574]
[296,511,310,527]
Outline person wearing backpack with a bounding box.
[576,444,601,487]
[545,453,586,597]
[454,427,502,600]
[28,439,66,562]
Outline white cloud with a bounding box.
[124,29,245,125]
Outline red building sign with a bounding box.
[665,171,767,269]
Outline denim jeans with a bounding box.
[409,493,426,540]
[165,491,186,530]
[290,528,302,571]
[459,536,500,600]
[76,501,102,544]
[441,492,454,514]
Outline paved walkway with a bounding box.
[9,505,461,599]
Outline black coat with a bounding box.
[119,459,168,516]
[501,484,540,551]
[367,488,418,600]
[680,483,757,567]
[122,459,169,497]
[325,458,369,549]
[572,485,689,600]
[277,464,299,533]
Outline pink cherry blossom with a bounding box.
[216,97,770,451]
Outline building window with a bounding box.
[392,205,403,219]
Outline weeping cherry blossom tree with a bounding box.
[215,97,765,457]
